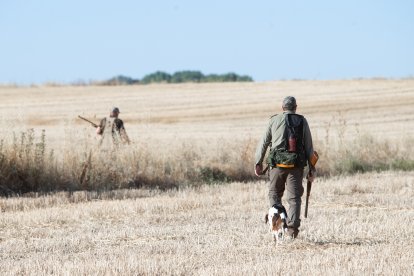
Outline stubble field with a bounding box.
[0,80,414,274]
[1,79,413,144]
[1,172,413,274]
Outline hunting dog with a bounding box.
[264,205,288,243]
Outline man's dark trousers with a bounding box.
[268,167,304,231]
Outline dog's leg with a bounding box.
[276,229,283,244]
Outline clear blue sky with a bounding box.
[1,0,413,84]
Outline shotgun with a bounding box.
[78,115,98,128]
[304,177,312,218]
[304,151,319,218]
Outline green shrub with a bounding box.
[100,75,139,85]
[198,167,229,184]
[390,159,414,171]
[141,71,171,84]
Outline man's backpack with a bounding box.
[268,114,306,168]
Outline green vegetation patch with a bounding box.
[99,71,253,85]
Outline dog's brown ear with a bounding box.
[265,214,268,224]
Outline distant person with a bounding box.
[255,96,316,239]
[96,107,130,146]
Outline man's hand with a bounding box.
[255,164,263,177]
[307,167,317,183]
[96,127,103,135]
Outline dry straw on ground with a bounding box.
[1,172,413,274]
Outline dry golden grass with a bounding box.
[1,79,413,147]
[0,80,413,194]
[0,171,413,275]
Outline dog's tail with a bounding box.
[273,204,288,230]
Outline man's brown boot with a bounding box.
[287,227,299,239]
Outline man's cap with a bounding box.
[282,96,297,110]
[111,107,120,113]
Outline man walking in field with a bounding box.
[255,96,316,239]
[96,107,130,146]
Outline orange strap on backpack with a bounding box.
[276,163,295,168]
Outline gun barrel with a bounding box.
[304,180,312,218]
[78,115,98,128]
[305,150,318,218]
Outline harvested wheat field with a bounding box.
[0,80,414,274]
[1,172,413,274]
[1,79,413,145]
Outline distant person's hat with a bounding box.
[111,107,120,113]
[282,96,297,110]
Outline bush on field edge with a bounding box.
[0,130,412,196]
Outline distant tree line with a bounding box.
[99,71,253,85]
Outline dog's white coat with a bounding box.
[267,207,287,244]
